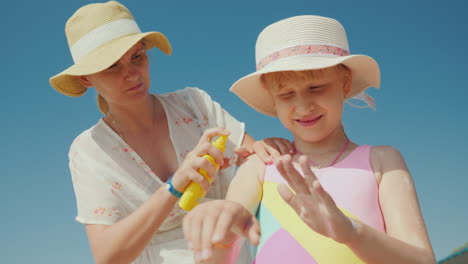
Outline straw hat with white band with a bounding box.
[49,1,171,98]
[229,15,381,117]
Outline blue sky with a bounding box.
[2,0,467,263]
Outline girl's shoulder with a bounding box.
[370,145,408,183]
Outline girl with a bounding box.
[183,15,436,264]
[49,1,290,263]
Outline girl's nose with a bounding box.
[296,96,315,114]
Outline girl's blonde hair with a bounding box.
[260,64,350,92]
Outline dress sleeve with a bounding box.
[187,87,245,161]
[68,132,125,225]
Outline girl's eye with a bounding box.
[309,86,322,91]
[279,92,294,98]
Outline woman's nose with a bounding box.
[124,63,139,81]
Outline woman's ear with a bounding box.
[78,76,92,88]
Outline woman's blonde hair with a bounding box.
[260,64,350,92]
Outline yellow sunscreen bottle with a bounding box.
[178,135,229,211]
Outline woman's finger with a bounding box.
[200,213,216,261]
[198,127,231,145]
[189,211,204,253]
[266,138,293,157]
[211,206,236,244]
[253,140,273,164]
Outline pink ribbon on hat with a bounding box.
[256,44,350,71]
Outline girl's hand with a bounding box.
[171,128,231,193]
[183,200,260,263]
[275,154,357,244]
[235,137,295,164]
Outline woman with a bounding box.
[49,1,291,263]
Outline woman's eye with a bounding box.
[132,50,145,60]
[107,63,118,70]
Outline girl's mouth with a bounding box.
[295,115,322,127]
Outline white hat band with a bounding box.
[70,18,142,62]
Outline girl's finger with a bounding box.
[277,183,303,213]
[313,180,336,207]
[298,155,318,190]
[280,155,310,194]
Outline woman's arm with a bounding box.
[84,128,230,264]
[344,146,435,264]
[86,186,178,264]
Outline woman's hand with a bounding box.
[275,154,357,244]
[235,137,295,164]
[171,127,231,193]
[183,200,260,263]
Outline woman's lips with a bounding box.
[296,115,322,126]
[127,83,143,92]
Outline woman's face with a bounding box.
[81,41,151,109]
[270,67,351,143]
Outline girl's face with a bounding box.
[270,67,351,143]
[80,41,151,109]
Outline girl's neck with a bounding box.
[294,124,350,156]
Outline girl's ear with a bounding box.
[78,76,92,88]
[343,71,352,98]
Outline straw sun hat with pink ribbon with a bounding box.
[229,15,381,116]
[49,1,171,106]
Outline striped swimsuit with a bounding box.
[254,145,385,263]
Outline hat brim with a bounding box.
[49,31,171,97]
[229,54,380,116]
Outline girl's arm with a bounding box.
[183,154,265,264]
[343,146,435,264]
[85,128,230,264]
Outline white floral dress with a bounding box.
[69,87,247,263]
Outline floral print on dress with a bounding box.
[174,115,208,128]
[93,207,118,217]
[111,181,123,194]
[256,44,350,70]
